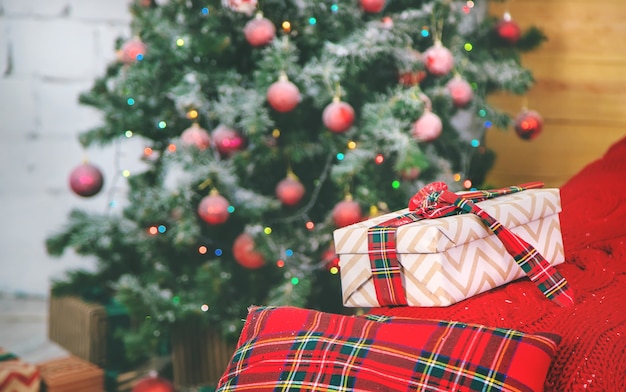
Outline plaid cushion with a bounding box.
[216,306,560,392]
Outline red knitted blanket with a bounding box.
[370,136,626,391]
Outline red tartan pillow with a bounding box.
[216,306,561,392]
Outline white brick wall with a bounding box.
[0,0,142,296]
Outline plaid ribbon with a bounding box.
[367,182,573,307]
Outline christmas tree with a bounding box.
[46,0,544,363]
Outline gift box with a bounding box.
[0,348,40,392]
[333,188,564,308]
[37,355,104,392]
[48,295,129,369]
[170,320,236,389]
[104,355,170,392]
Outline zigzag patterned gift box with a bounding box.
[333,188,564,308]
[0,348,40,392]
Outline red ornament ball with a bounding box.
[446,76,473,107]
[514,109,543,140]
[399,166,421,181]
[321,246,340,272]
[322,100,355,133]
[180,123,211,150]
[332,199,362,228]
[119,38,146,64]
[267,79,301,113]
[360,0,386,13]
[244,15,276,47]
[411,111,443,142]
[212,125,245,156]
[132,376,175,392]
[276,176,305,206]
[496,19,521,44]
[233,233,265,269]
[69,162,104,197]
[423,43,454,76]
[197,193,230,225]
[398,70,426,87]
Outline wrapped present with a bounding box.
[48,295,130,369]
[333,187,564,308]
[0,348,40,392]
[104,355,170,392]
[37,355,104,392]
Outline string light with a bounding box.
[122,170,130,177]
[471,139,480,147]
[291,277,299,285]
[330,4,338,13]
[329,266,339,275]
[148,226,158,235]
[276,260,285,268]
[167,144,177,152]
[484,120,493,128]
[463,179,473,189]
[281,21,291,33]
[125,130,134,137]
[158,225,166,233]
[464,43,473,51]
[176,38,185,46]
[391,180,400,189]
[227,205,235,213]
[374,154,384,164]
[421,27,430,37]
[127,98,135,106]
[264,227,272,235]
[478,109,487,117]
[347,140,357,149]
[143,147,153,156]
[305,221,315,230]
[272,128,281,138]
[172,296,180,304]
[158,121,167,129]
[308,17,317,25]
[198,246,208,254]
[453,173,462,182]
[201,7,209,15]
[187,109,198,119]
[215,248,223,256]
[201,304,209,311]
[336,152,345,161]
[285,249,294,257]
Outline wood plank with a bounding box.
[484,123,625,188]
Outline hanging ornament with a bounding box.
[180,122,211,150]
[398,49,426,87]
[423,42,454,76]
[514,109,543,140]
[69,162,104,197]
[332,197,362,227]
[496,13,521,44]
[411,110,443,142]
[399,166,421,181]
[197,190,230,225]
[233,233,266,269]
[322,99,355,133]
[212,125,245,156]
[222,0,257,15]
[360,0,386,13]
[446,76,474,107]
[275,173,305,206]
[244,12,276,47]
[132,375,175,392]
[118,37,146,64]
[267,74,301,113]
[321,245,340,272]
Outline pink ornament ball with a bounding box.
[212,125,245,156]
[69,162,104,198]
[411,111,443,142]
[267,79,301,113]
[244,15,276,47]
[423,43,454,76]
[514,109,543,140]
[233,233,266,269]
[322,100,355,133]
[180,123,211,150]
[119,38,146,64]
[132,375,175,392]
[276,177,305,206]
[446,76,474,107]
[197,193,230,225]
[332,200,362,228]
[360,0,386,13]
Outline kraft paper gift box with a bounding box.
[333,188,564,308]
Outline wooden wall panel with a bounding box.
[485,0,626,188]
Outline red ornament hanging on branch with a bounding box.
[398,49,426,87]
[514,109,543,140]
[69,162,104,198]
[446,75,473,107]
[322,99,355,133]
[360,0,386,13]
[496,13,521,44]
[275,172,305,206]
[197,190,230,225]
[267,74,301,113]
[332,197,362,228]
[411,110,443,142]
[180,122,211,150]
[118,37,146,64]
[212,124,245,157]
[244,12,276,47]
[132,375,175,392]
[423,42,454,77]
[233,232,266,269]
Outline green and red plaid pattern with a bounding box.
[431,187,574,307]
[367,182,544,306]
[216,306,561,392]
